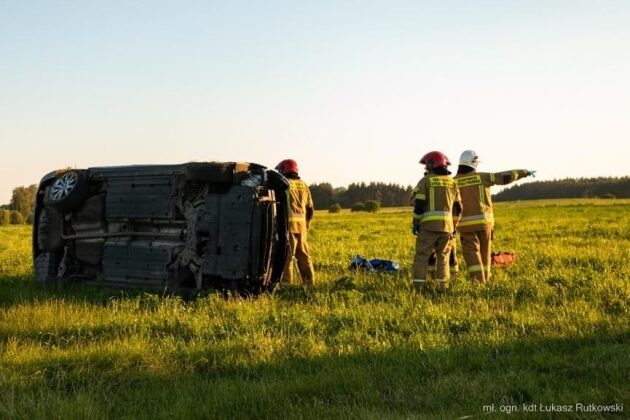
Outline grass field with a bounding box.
[1,199,629,419]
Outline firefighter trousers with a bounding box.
[428,237,458,277]
[282,231,315,286]
[413,231,452,285]
[460,228,492,283]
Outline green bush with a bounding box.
[0,210,10,226]
[364,200,380,213]
[351,202,365,212]
[9,211,24,225]
[328,203,342,213]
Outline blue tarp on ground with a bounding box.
[349,255,400,272]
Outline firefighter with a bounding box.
[276,159,315,286]
[412,151,462,290]
[454,150,535,283]
[414,174,459,278]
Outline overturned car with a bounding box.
[33,162,290,293]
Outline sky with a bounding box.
[1,0,629,204]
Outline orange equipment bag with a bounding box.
[491,252,517,268]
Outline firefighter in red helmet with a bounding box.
[276,159,315,286]
[454,150,535,283]
[411,151,462,290]
[410,172,459,278]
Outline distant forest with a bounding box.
[1,178,627,219]
[309,182,414,210]
[308,177,630,210]
[493,177,630,202]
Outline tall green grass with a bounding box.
[1,199,629,419]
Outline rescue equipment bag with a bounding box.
[491,252,517,268]
[350,255,400,272]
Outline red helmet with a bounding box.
[420,151,451,170]
[275,159,299,175]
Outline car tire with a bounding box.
[44,171,89,212]
[34,252,60,286]
[37,207,63,252]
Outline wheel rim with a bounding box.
[49,172,78,201]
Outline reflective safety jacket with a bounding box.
[454,170,528,232]
[287,178,314,233]
[412,174,461,233]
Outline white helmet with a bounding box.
[459,150,480,169]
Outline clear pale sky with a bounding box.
[1,0,629,204]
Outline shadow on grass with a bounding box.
[2,330,629,419]
[0,275,157,308]
[0,276,305,309]
[2,274,381,309]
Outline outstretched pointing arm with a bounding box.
[488,169,532,186]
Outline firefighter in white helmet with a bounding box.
[412,151,462,290]
[454,150,535,282]
[276,159,315,286]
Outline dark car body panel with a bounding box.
[33,162,289,293]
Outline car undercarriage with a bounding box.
[33,162,290,294]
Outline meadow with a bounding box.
[1,199,629,419]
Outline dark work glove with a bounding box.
[412,222,420,236]
[527,170,537,177]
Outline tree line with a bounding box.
[308,177,630,211]
[1,177,627,225]
[493,177,630,201]
[0,185,37,225]
[309,182,414,210]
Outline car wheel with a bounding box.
[44,171,89,211]
[34,252,60,286]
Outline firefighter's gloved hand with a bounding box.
[527,170,537,177]
[412,222,420,236]
[450,231,457,239]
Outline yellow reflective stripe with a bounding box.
[479,185,485,206]
[429,177,455,187]
[512,170,519,180]
[412,213,423,220]
[415,193,426,200]
[418,210,452,222]
[288,180,306,190]
[458,217,493,227]
[423,211,451,217]
[460,214,491,222]
[490,173,496,183]
[455,175,482,187]
[468,265,483,272]
[429,187,435,211]
[421,215,452,222]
